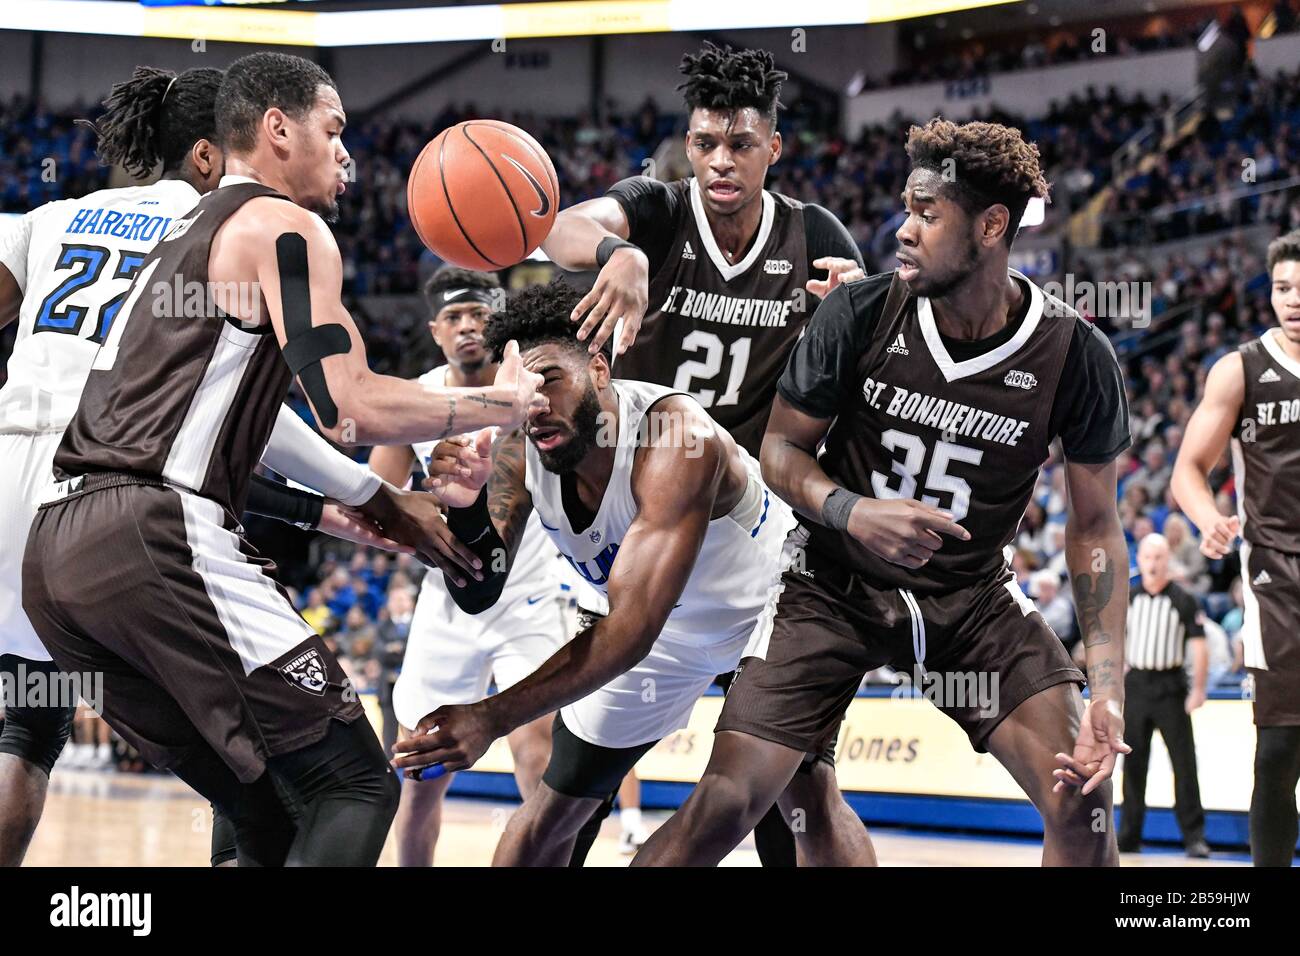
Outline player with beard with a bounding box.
[539,40,865,865]
[1172,231,1300,866]
[392,280,876,867]
[634,118,1132,867]
[21,52,543,867]
[370,267,565,866]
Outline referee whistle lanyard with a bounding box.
[901,589,928,677]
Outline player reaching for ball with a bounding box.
[537,41,867,865]
[540,42,864,438]
[392,280,876,867]
[635,119,1133,867]
[0,63,459,869]
[21,52,544,868]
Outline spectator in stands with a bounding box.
[324,567,357,619]
[1131,442,1173,503]
[350,573,382,621]
[339,605,378,657]
[1030,569,1076,650]
[301,588,334,636]
[1162,512,1208,592]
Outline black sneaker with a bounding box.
[1186,839,1211,859]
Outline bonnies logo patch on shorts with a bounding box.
[279,648,328,696]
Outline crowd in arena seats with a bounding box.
[0,80,1184,299]
[878,14,1208,91]
[1101,66,1300,248]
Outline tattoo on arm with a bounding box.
[1073,565,1119,695]
[1087,658,1117,695]
[1072,567,1114,648]
[487,429,531,554]
[465,393,512,409]
[443,396,456,437]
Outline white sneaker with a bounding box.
[618,828,649,855]
[92,743,114,768]
[61,743,91,768]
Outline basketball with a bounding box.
[406,119,559,271]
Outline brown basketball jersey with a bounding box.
[802,271,1077,594]
[1232,332,1300,553]
[54,180,294,517]
[612,179,811,456]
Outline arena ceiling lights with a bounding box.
[1,0,1022,47]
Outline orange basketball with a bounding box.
[406,120,559,271]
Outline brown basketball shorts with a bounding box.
[1240,542,1300,726]
[717,533,1084,754]
[22,475,363,783]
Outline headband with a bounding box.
[430,286,499,317]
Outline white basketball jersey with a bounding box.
[524,379,793,646]
[0,179,201,435]
[413,365,557,604]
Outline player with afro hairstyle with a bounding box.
[483,279,596,364]
[904,117,1051,251]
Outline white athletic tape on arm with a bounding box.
[262,405,382,506]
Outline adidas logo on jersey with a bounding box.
[886,334,909,356]
[1005,370,1038,389]
[1259,368,1282,384]
[763,258,793,275]
[1252,569,1273,586]
[681,241,696,261]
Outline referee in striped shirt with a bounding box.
[1118,533,1210,857]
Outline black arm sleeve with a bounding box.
[1050,319,1132,464]
[441,487,509,615]
[804,203,865,281]
[605,176,682,277]
[776,274,889,419]
[245,473,324,529]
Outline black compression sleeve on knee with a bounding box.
[443,487,510,614]
[0,656,74,777]
[1250,725,1300,867]
[267,718,400,867]
[276,233,351,429]
[210,803,238,867]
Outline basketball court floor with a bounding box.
[25,768,1251,867]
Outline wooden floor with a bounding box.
[25,768,1250,867]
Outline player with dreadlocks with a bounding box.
[0,65,473,867]
[0,65,226,866]
[633,118,1133,866]
[537,41,867,866]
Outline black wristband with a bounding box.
[246,474,325,530]
[596,236,638,267]
[444,486,493,548]
[820,487,862,532]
